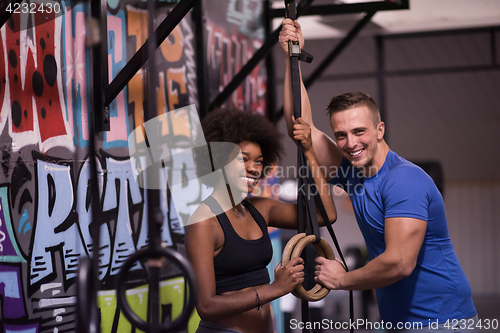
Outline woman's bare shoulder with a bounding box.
[246,196,280,211]
[187,202,218,228]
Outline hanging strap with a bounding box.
[307,171,355,327]
[300,147,321,243]
[284,1,354,332]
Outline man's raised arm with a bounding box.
[279,19,343,180]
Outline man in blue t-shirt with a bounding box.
[280,19,477,331]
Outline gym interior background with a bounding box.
[272,1,500,331]
[0,0,498,332]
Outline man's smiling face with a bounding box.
[330,105,385,174]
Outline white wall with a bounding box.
[445,181,500,295]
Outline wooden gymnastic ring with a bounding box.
[282,234,325,299]
[291,241,326,299]
[282,233,335,301]
[281,233,308,266]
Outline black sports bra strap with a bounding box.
[202,196,233,233]
[203,197,267,234]
[202,196,223,215]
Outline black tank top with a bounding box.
[203,196,272,294]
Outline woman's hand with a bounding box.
[272,257,305,296]
[279,18,304,55]
[293,117,313,153]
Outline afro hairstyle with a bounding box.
[194,107,284,187]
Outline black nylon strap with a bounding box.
[291,56,302,120]
[297,149,306,234]
[298,50,313,63]
[307,172,355,329]
[286,3,311,332]
[285,1,354,331]
[300,147,321,243]
[304,163,355,332]
[307,171,346,267]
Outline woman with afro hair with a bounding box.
[185,107,336,333]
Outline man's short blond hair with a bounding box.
[326,91,381,127]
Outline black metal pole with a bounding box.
[88,0,108,313]
[263,0,277,123]
[491,28,497,67]
[90,0,110,132]
[76,0,108,331]
[145,0,162,331]
[376,35,387,143]
[193,0,209,119]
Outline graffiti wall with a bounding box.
[0,0,197,331]
[0,0,267,331]
[203,0,268,115]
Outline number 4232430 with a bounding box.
[6,2,62,14]
[444,318,498,330]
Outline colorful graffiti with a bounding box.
[205,0,268,114]
[1,8,73,152]
[0,0,267,332]
[0,3,198,333]
[0,151,199,331]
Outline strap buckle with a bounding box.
[288,40,300,58]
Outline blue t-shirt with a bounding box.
[330,150,476,325]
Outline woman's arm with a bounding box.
[261,118,337,229]
[185,218,304,321]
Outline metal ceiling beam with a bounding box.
[208,28,280,111]
[271,0,408,18]
[209,0,316,111]
[210,0,409,113]
[270,2,409,122]
[274,10,378,121]
[304,11,376,88]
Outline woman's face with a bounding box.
[224,141,264,195]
